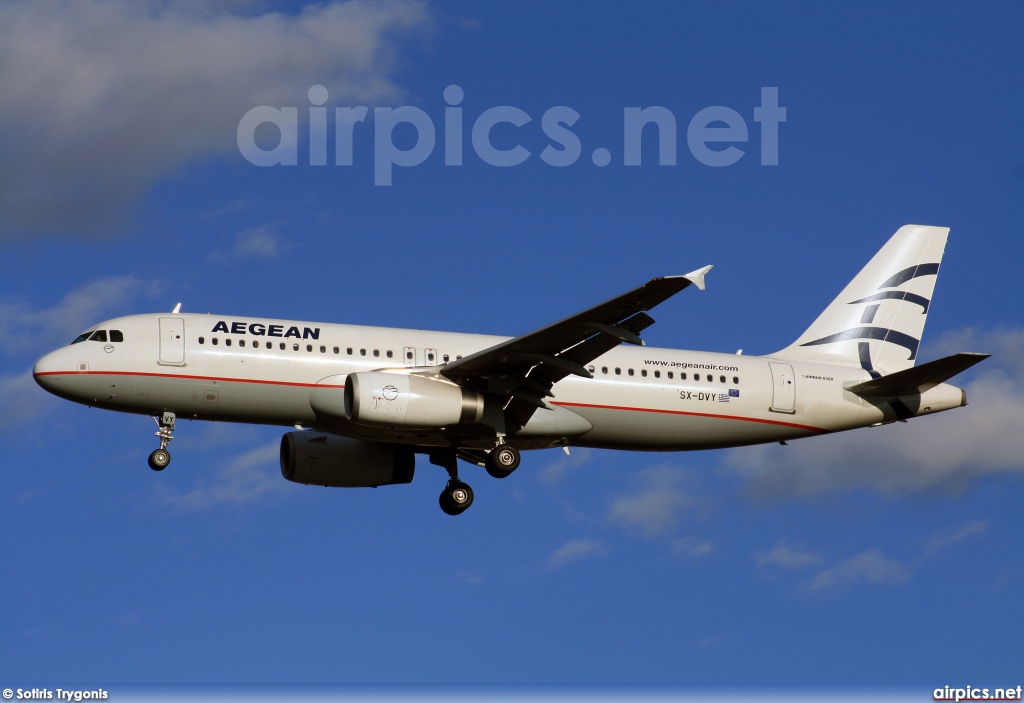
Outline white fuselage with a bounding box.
[33,313,966,452]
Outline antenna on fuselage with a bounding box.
[171,303,182,314]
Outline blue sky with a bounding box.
[1,0,1023,689]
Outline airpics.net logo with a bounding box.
[236,85,786,185]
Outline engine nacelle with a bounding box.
[343,371,484,429]
[280,431,414,487]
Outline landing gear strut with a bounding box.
[485,443,520,479]
[148,411,175,471]
[430,449,474,515]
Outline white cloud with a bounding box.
[538,447,594,484]
[207,223,293,262]
[0,275,161,358]
[607,465,692,537]
[807,548,911,593]
[758,519,987,593]
[754,541,821,570]
[671,536,714,558]
[161,440,290,510]
[546,538,607,571]
[234,225,284,258]
[727,328,1024,498]
[0,0,432,238]
[455,571,483,586]
[923,520,988,556]
[0,370,57,431]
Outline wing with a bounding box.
[439,266,712,431]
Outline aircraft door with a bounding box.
[769,362,796,413]
[403,346,416,367]
[159,317,186,365]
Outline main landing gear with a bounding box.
[429,443,523,515]
[148,411,176,471]
[485,444,521,479]
[430,449,474,516]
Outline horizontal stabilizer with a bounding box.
[845,352,989,397]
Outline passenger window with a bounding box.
[588,365,595,373]
[615,368,621,375]
[198,337,205,344]
[333,346,339,354]
[427,352,434,362]
[733,376,739,384]
[456,355,462,359]
[641,369,647,377]
[720,375,726,383]
[406,350,413,360]
[306,344,313,352]
[239,340,245,347]
[693,373,699,381]
[374,349,380,357]
[292,343,299,351]
[601,366,608,374]
[266,342,272,349]
[346,348,353,355]
[225,339,232,346]
[110,330,124,343]
[89,330,108,342]
[627,369,634,376]
[212,338,219,345]
[667,371,673,379]
[360,349,366,356]
[681,372,687,380]
[279,342,285,350]
[442,354,448,363]
[654,370,660,378]
[388,350,395,359]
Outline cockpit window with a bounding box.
[71,331,94,345]
[88,330,108,342]
[110,330,124,343]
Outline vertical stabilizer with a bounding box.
[772,225,949,375]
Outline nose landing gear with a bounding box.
[148,412,176,471]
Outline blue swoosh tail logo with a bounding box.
[800,326,920,360]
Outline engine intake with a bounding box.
[280,432,414,487]
[343,371,484,429]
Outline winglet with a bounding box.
[171,302,182,314]
[681,265,713,291]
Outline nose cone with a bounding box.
[33,349,65,394]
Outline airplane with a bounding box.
[33,225,987,515]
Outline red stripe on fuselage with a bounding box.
[551,401,828,433]
[32,370,346,389]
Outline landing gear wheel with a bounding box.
[148,448,171,471]
[439,481,474,515]
[486,445,520,479]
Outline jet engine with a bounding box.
[343,371,484,429]
[280,431,414,487]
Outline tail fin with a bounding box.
[773,225,950,375]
